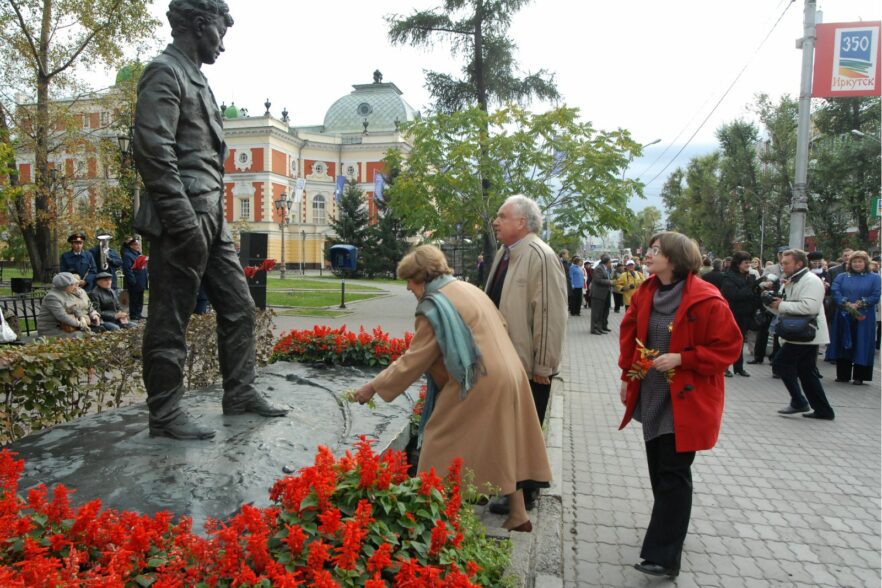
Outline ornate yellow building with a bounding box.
[220,72,416,269]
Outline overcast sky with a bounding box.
[89,0,879,211]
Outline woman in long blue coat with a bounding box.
[825,250,881,385]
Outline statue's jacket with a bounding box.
[132,44,227,239]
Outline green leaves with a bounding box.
[384,104,640,241]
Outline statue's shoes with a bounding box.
[223,395,288,417]
[150,414,215,440]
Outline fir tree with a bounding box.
[327,180,370,276]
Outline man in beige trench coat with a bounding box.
[484,194,568,514]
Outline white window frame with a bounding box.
[312,194,326,225]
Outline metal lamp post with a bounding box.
[301,229,306,275]
[117,126,140,219]
[274,192,292,280]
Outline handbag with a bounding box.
[0,310,17,343]
[777,315,816,342]
[749,307,771,331]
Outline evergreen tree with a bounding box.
[362,162,417,278]
[327,180,370,276]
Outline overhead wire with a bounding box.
[639,0,797,189]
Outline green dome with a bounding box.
[323,80,418,133]
[224,103,240,119]
[114,63,142,86]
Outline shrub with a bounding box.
[0,310,275,445]
[271,325,413,367]
[0,437,513,586]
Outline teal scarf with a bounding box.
[414,275,484,447]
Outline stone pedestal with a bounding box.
[8,361,417,531]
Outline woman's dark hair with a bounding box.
[729,251,752,271]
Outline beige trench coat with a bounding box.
[371,280,552,496]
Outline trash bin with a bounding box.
[10,278,32,294]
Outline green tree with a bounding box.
[385,105,640,249]
[0,0,158,280]
[361,160,418,278]
[387,0,560,262]
[810,97,881,253]
[327,180,370,277]
[622,206,663,252]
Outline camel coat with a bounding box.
[371,279,552,495]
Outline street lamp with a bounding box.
[621,138,661,180]
[301,229,306,275]
[117,126,140,218]
[274,192,292,280]
[851,129,882,143]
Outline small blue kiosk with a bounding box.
[329,245,358,308]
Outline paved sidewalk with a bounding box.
[560,310,881,587]
[269,282,881,586]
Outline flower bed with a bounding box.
[271,325,413,367]
[0,437,512,587]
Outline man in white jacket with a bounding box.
[765,249,835,420]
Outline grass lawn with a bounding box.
[275,309,351,318]
[266,290,379,308]
[307,274,405,285]
[265,276,381,291]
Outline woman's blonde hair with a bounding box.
[649,231,702,279]
[848,250,871,273]
[397,245,453,283]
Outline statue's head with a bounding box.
[167,0,234,65]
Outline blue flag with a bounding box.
[335,175,345,203]
[374,172,385,203]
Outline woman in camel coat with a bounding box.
[356,245,551,532]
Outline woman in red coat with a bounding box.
[618,232,742,578]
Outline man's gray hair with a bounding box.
[783,248,808,268]
[504,195,543,234]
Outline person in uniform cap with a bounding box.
[132,0,286,440]
[60,232,97,291]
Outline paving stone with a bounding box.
[555,313,880,587]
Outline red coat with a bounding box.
[618,272,743,452]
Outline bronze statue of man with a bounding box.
[133,0,287,440]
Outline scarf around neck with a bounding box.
[413,274,484,446]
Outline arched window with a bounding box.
[312,194,326,225]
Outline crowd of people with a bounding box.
[37,232,149,338]
[558,237,879,578]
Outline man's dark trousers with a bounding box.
[641,434,695,572]
[143,200,256,427]
[590,295,609,331]
[773,343,835,418]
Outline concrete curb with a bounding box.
[482,382,565,587]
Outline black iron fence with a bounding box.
[1,290,47,337]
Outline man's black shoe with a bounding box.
[488,495,536,515]
[634,561,678,578]
[149,414,215,440]
[834,378,849,383]
[802,412,834,420]
[601,329,612,333]
[777,404,810,415]
[772,373,781,379]
[223,395,288,417]
[734,369,751,377]
[724,369,733,377]
[746,359,763,364]
[591,329,604,335]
